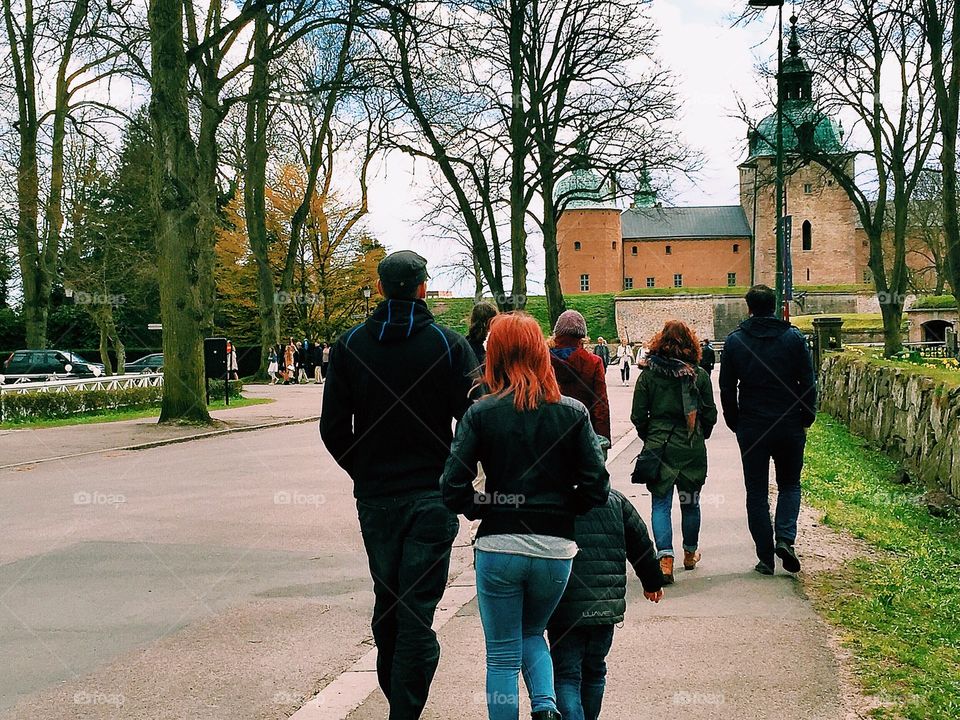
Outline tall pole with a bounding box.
[774,4,785,319]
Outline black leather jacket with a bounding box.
[440,393,610,541]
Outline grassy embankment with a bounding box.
[802,357,960,719]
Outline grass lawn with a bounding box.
[802,414,960,720]
[428,294,619,340]
[792,313,887,332]
[912,294,957,310]
[0,396,272,430]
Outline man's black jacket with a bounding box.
[320,298,477,500]
[718,315,817,431]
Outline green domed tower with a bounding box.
[739,15,865,288]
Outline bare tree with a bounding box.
[781,1,938,356]
[920,0,960,312]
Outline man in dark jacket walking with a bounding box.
[320,250,477,720]
[700,339,716,374]
[547,489,663,720]
[719,285,817,575]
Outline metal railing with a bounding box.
[0,373,164,396]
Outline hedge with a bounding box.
[0,379,243,423]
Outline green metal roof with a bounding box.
[555,168,618,209]
[746,100,844,161]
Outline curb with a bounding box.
[0,415,321,471]
[290,428,640,720]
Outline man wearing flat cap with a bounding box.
[320,250,477,719]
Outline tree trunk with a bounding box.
[149,0,211,423]
[879,299,904,358]
[507,0,528,311]
[244,11,279,382]
[541,167,566,326]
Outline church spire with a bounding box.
[780,15,813,103]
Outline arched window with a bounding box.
[574,241,582,251]
[802,220,812,251]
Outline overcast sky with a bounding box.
[364,0,780,294]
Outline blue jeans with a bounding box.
[650,485,701,558]
[548,624,615,720]
[736,426,806,567]
[475,550,573,720]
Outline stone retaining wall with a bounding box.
[819,352,960,499]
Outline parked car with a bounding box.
[124,353,164,374]
[2,350,104,383]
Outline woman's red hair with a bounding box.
[647,320,702,365]
[483,312,561,411]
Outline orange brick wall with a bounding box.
[622,238,752,290]
[740,159,869,287]
[558,209,623,294]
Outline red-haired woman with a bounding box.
[631,320,717,584]
[441,312,610,720]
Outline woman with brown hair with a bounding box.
[442,312,609,720]
[631,320,717,584]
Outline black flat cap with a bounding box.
[378,250,429,289]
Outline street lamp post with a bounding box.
[363,286,372,317]
[750,0,786,319]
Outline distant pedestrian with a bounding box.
[700,338,716,375]
[320,343,330,381]
[719,285,817,575]
[302,338,314,380]
[631,320,718,584]
[226,340,239,381]
[267,347,279,385]
[311,340,323,383]
[284,339,295,384]
[320,251,478,720]
[295,342,308,383]
[617,341,631,385]
[441,312,609,720]
[593,336,611,368]
[547,490,664,720]
[466,301,498,370]
[549,310,611,453]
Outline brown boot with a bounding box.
[659,556,675,584]
[683,550,701,570]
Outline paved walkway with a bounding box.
[0,383,323,468]
[334,366,846,720]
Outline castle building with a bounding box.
[557,17,871,295]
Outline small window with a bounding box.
[612,241,617,250]
[574,241,582,251]
[673,273,683,288]
[646,277,655,288]
[631,246,638,256]
[624,277,634,290]
[862,268,872,283]
[806,268,811,281]
[803,183,813,194]
[733,243,740,254]
[665,245,672,255]
[727,272,737,287]
[802,220,812,251]
[580,274,590,292]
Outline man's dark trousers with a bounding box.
[735,423,806,568]
[357,491,459,720]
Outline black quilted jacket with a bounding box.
[548,489,663,630]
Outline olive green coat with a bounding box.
[630,358,718,496]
